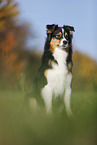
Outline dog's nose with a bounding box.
[63,40,67,45]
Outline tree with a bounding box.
[0,0,34,89]
[0,0,19,31]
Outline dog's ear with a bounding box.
[46,24,58,34]
[64,25,75,37]
[65,25,75,32]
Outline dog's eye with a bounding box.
[55,34,62,39]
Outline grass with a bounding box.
[0,90,97,145]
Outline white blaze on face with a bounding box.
[62,28,65,39]
[60,28,68,48]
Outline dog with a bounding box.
[33,24,75,116]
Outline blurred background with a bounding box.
[0,0,97,145]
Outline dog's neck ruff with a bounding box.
[42,47,69,98]
[53,47,68,72]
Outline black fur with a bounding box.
[34,25,74,89]
[27,25,75,106]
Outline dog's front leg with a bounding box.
[41,85,52,114]
[64,74,73,117]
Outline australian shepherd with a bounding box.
[32,24,75,116]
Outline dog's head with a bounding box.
[46,24,75,53]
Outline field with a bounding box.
[0,90,97,145]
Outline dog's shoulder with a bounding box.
[33,65,46,90]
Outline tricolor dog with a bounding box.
[33,24,75,116]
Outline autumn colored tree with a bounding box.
[0,0,34,89]
[0,0,18,71]
[72,51,97,91]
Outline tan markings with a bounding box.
[65,32,68,36]
[58,32,62,36]
[68,62,72,68]
[44,69,49,78]
[65,46,69,53]
[67,62,73,72]
[50,43,55,53]
[50,38,62,53]
[47,25,56,34]
[48,59,52,65]
[66,28,72,36]
[70,31,72,35]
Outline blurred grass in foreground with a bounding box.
[0,90,97,145]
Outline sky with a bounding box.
[16,0,97,61]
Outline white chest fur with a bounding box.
[45,47,68,97]
[41,47,73,115]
